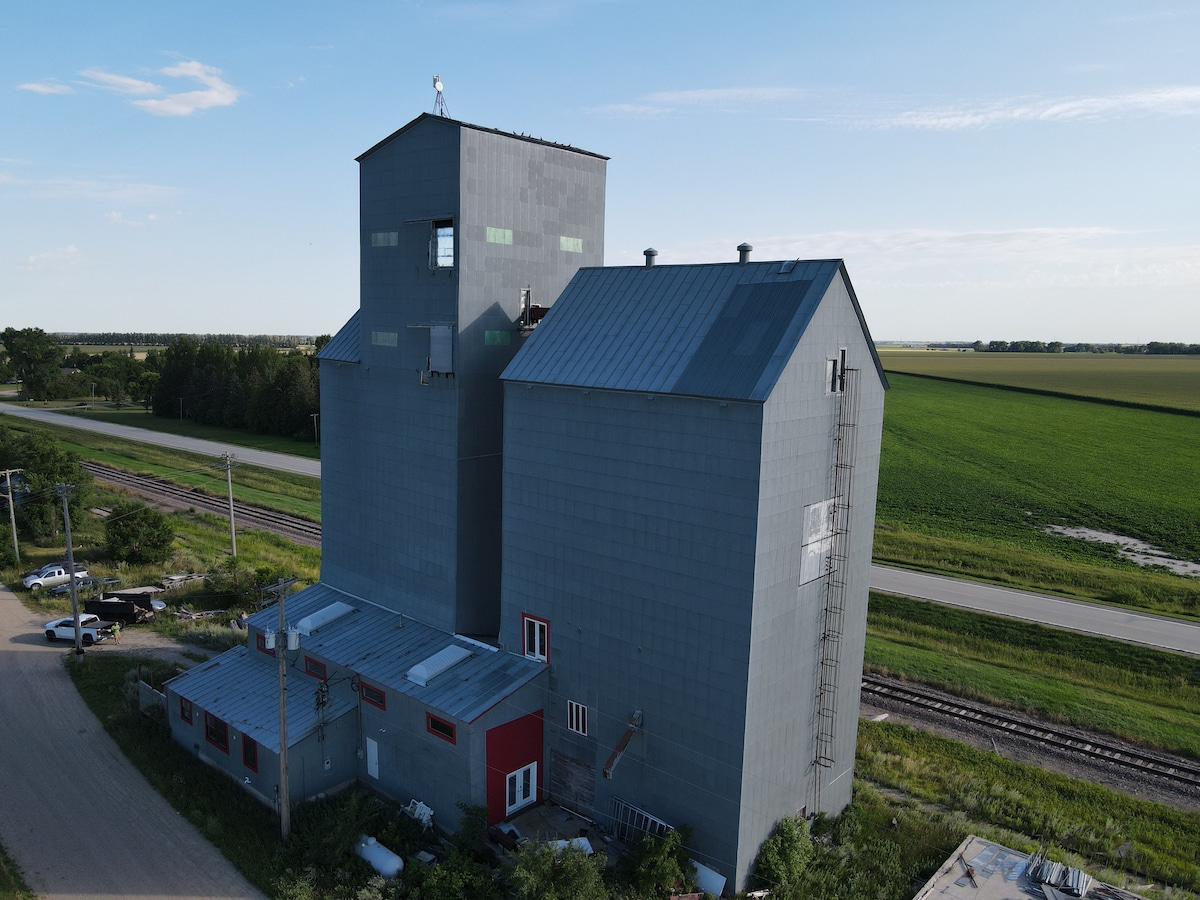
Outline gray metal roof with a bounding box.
[501,260,878,402]
[244,583,543,724]
[318,310,361,364]
[357,112,608,163]
[168,646,354,752]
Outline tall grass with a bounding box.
[866,594,1200,758]
[857,720,1200,894]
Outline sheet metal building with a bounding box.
[166,112,886,892]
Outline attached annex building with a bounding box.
[166,112,886,891]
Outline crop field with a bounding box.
[876,373,1200,616]
[878,350,1200,412]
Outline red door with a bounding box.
[485,711,544,824]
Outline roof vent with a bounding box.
[737,243,753,265]
[296,601,355,636]
[644,248,658,268]
[407,644,472,686]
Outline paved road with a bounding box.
[0,403,320,478]
[8,404,1200,657]
[871,564,1200,656]
[0,586,266,899]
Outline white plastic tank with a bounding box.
[356,835,403,878]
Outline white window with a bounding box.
[506,762,537,814]
[523,614,548,662]
[431,219,454,268]
[486,226,513,245]
[370,231,397,247]
[799,499,836,585]
[567,700,588,736]
[559,235,583,253]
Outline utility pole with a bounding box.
[221,452,238,557]
[277,582,291,840]
[310,412,319,446]
[2,468,21,565]
[90,382,96,410]
[55,484,83,657]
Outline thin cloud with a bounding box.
[25,244,82,271]
[27,176,177,204]
[133,61,241,116]
[870,86,1200,130]
[18,81,73,95]
[80,69,162,95]
[594,86,808,116]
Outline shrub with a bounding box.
[510,841,608,900]
[104,500,175,563]
[754,815,814,894]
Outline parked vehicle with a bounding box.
[84,598,154,626]
[49,575,121,597]
[44,613,113,646]
[23,564,90,592]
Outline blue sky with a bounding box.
[4,1,1198,342]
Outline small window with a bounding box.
[179,697,193,724]
[567,700,588,736]
[486,226,513,245]
[559,235,583,253]
[426,713,457,744]
[432,219,454,268]
[304,656,327,680]
[361,682,386,711]
[371,331,398,347]
[256,633,275,657]
[205,712,229,753]
[371,231,398,247]
[242,735,259,772]
[523,614,549,662]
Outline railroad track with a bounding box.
[861,674,1200,791]
[82,461,322,548]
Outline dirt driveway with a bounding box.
[0,585,265,899]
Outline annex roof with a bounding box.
[168,646,354,753]
[356,112,608,163]
[245,582,544,724]
[317,309,361,364]
[502,259,886,401]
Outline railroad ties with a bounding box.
[861,674,1200,790]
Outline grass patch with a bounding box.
[878,351,1200,412]
[857,719,1200,894]
[2,418,320,521]
[866,593,1200,759]
[877,373,1200,617]
[0,844,35,900]
[12,401,322,459]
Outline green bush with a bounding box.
[754,815,813,895]
[104,500,175,563]
[510,841,608,900]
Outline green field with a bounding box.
[876,372,1200,617]
[879,350,1200,412]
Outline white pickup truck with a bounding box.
[44,613,113,646]
[23,563,90,593]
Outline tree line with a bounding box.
[1,327,329,442]
[924,340,1200,354]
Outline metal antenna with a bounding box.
[432,74,449,117]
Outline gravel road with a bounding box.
[0,584,265,900]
